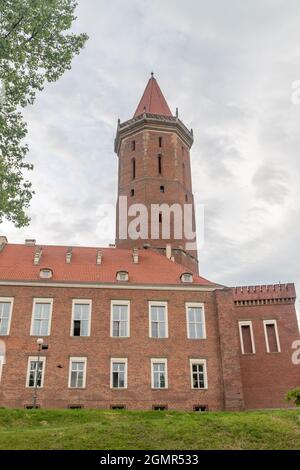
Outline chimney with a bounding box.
[132,247,139,264]
[0,236,7,252]
[25,239,36,246]
[96,249,102,265]
[166,243,172,260]
[66,247,72,264]
[33,246,42,265]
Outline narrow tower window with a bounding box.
[160,185,165,193]
[131,140,135,151]
[159,136,163,147]
[158,154,162,174]
[132,158,136,180]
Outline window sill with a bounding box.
[187,337,207,340]
[70,336,91,338]
[68,387,87,390]
[110,336,130,339]
[30,334,50,337]
[149,337,169,340]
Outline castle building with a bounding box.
[0,75,299,411]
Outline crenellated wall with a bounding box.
[232,283,300,409]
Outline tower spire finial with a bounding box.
[151,71,154,78]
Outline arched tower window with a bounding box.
[132,158,136,180]
[182,163,186,186]
[159,136,163,147]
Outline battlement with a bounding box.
[232,283,296,306]
[114,112,193,153]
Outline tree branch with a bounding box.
[2,15,24,39]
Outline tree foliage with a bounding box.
[286,388,300,407]
[0,0,88,227]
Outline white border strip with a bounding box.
[0,280,223,292]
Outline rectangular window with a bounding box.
[71,300,91,337]
[190,359,208,389]
[186,303,206,339]
[153,405,167,411]
[111,301,130,337]
[0,298,13,336]
[111,358,127,389]
[159,137,163,147]
[131,140,135,151]
[149,302,168,338]
[263,320,281,353]
[151,359,168,389]
[239,321,255,354]
[69,357,87,388]
[31,299,53,336]
[26,356,46,388]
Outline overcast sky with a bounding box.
[2,0,300,311]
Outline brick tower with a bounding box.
[115,74,199,273]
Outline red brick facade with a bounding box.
[0,76,299,411]
[115,77,198,273]
[0,277,298,410]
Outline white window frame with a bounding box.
[0,355,4,383]
[26,356,46,388]
[110,358,128,389]
[70,299,92,337]
[30,298,53,337]
[263,320,281,353]
[238,320,256,354]
[149,301,168,339]
[0,297,14,336]
[190,359,208,390]
[110,300,130,338]
[186,302,207,339]
[151,358,168,389]
[68,357,87,388]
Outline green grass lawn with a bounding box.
[0,408,299,450]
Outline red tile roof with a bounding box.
[0,244,215,286]
[134,76,173,117]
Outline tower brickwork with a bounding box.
[115,75,199,273]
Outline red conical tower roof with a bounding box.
[134,73,173,117]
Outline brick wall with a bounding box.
[233,284,300,409]
[0,285,224,410]
[0,283,298,410]
[115,118,198,273]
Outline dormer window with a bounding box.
[116,271,129,282]
[181,272,193,283]
[39,268,53,279]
